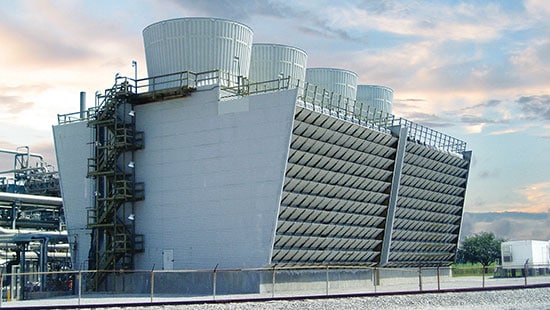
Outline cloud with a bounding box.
[516,95,550,120]
[463,123,485,134]
[0,95,35,114]
[488,127,527,136]
[0,1,142,70]
[508,182,550,213]
[477,169,500,179]
[509,38,550,87]
[168,0,526,46]
[0,8,91,66]
[392,98,427,112]
[524,0,550,22]
[540,125,550,139]
[432,94,550,136]
[461,211,550,240]
[167,0,283,21]
[460,115,498,125]
[162,0,547,103]
[467,99,502,109]
[339,1,526,42]
[454,94,550,135]
[401,111,455,128]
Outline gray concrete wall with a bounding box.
[52,122,93,270]
[133,86,298,271]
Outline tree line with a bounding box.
[456,231,506,266]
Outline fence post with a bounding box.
[150,270,154,303]
[271,267,276,298]
[437,266,440,291]
[326,265,329,296]
[373,267,378,293]
[418,266,423,291]
[213,268,217,300]
[523,260,529,286]
[482,266,485,288]
[78,270,82,306]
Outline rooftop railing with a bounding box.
[57,70,467,154]
[295,81,467,154]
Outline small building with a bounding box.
[499,240,550,277]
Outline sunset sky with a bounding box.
[0,0,548,214]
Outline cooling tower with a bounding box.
[249,43,307,84]
[356,85,394,114]
[143,18,254,81]
[305,68,358,101]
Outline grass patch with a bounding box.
[451,263,496,277]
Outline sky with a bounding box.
[0,0,548,214]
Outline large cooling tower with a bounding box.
[356,85,394,114]
[305,68,358,101]
[249,43,307,84]
[143,18,254,80]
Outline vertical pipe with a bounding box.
[11,202,17,230]
[20,243,26,301]
[39,238,48,292]
[80,92,86,119]
[132,60,137,92]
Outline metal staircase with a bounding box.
[86,81,144,290]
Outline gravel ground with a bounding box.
[110,287,550,310]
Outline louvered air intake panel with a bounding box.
[272,107,398,266]
[387,142,470,266]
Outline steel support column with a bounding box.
[379,125,408,265]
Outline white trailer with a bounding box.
[500,240,550,277]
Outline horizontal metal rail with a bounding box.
[2,264,549,308]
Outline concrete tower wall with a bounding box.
[52,122,93,270]
[133,86,298,270]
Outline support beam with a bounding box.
[379,125,408,265]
